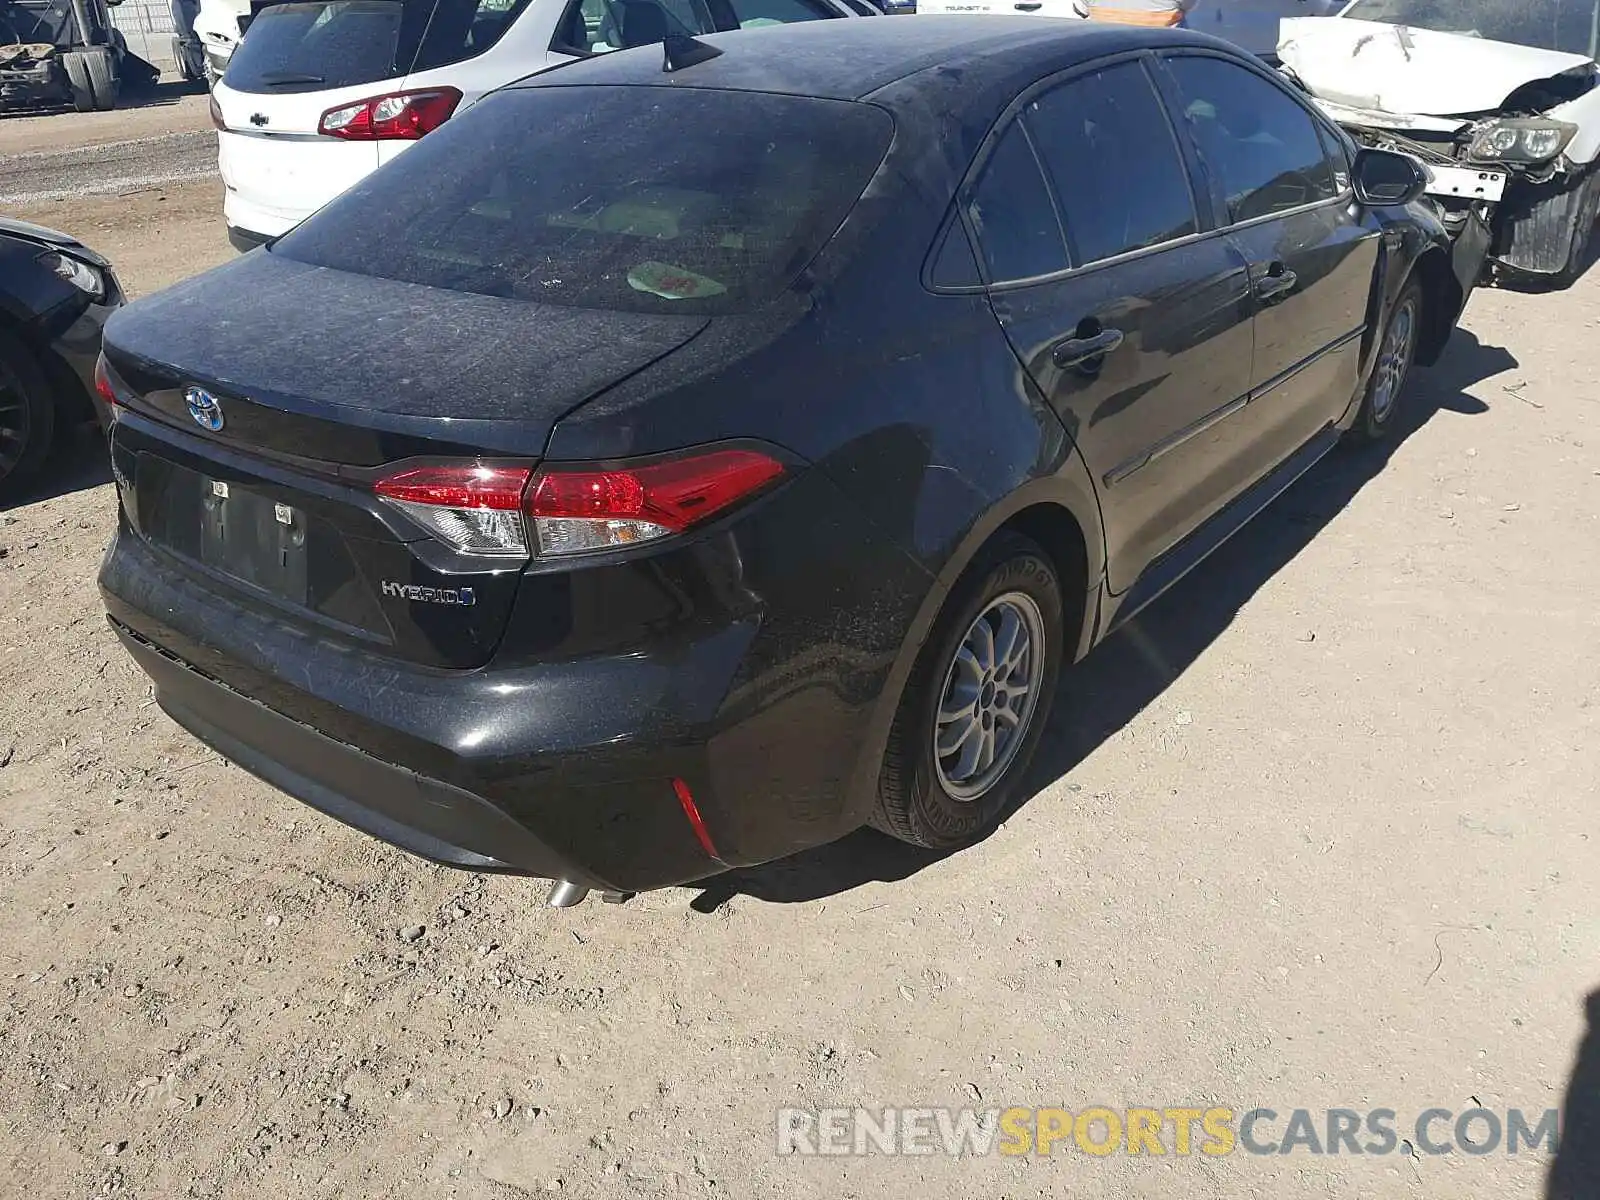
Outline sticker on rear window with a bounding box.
[627,261,728,302]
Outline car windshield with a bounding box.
[270,85,894,315]
[1342,0,1600,58]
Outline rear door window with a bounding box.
[224,0,531,94]
[1023,61,1198,267]
[966,123,1068,284]
[271,86,893,314]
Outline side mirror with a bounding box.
[1352,148,1427,207]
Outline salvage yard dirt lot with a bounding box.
[3,103,1600,1200]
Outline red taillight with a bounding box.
[208,91,225,131]
[374,464,532,558]
[371,448,786,561]
[318,88,462,141]
[527,449,785,556]
[374,463,529,510]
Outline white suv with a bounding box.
[212,0,871,250]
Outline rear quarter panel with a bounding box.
[542,169,1107,830]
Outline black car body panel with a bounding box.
[99,18,1469,891]
[101,253,710,456]
[101,439,939,888]
[0,216,121,429]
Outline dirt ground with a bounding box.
[2,101,1599,1200]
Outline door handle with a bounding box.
[1253,265,1298,304]
[1014,2,1043,9]
[1051,327,1125,369]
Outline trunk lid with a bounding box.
[102,252,707,669]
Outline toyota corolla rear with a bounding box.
[99,79,917,894]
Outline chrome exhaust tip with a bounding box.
[546,879,590,908]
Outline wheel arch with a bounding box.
[837,470,1107,829]
[996,500,1094,663]
[1410,244,1463,367]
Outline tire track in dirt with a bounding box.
[0,129,216,205]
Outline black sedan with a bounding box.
[98,18,1471,904]
[0,219,123,499]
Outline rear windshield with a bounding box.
[224,0,532,95]
[1344,0,1600,58]
[271,86,894,315]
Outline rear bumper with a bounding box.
[219,131,384,243]
[101,527,735,891]
[113,618,583,877]
[99,455,933,887]
[221,191,303,244]
[227,224,272,254]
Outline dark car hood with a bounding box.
[103,252,709,453]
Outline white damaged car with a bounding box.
[1280,0,1600,286]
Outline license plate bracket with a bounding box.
[199,475,309,604]
[1425,164,1507,203]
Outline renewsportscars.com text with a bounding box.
[776,1105,1561,1158]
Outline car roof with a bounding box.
[511,15,1234,105]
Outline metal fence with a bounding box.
[110,0,178,69]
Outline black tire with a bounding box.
[61,52,94,113]
[872,532,1065,850]
[1347,277,1423,444]
[84,47,119,112]
[0,331,58,504]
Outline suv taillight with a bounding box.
[372,448,787,560]
[208,91,225,131]
[318,88,463,141]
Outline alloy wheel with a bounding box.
[1371,297,1417,424]
[933,591,1047,802]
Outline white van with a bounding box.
[211,0,870,250]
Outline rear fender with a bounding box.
[835,436,1107,829]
